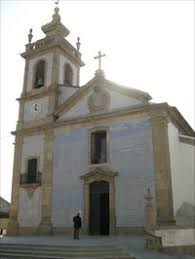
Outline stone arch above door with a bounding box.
[80,167,118,235]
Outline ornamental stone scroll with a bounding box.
[87,85,111,113]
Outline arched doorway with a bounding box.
[89,181,109,235]
[80,169,118,235]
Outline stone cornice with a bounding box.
[11,102,195,138]
[12,103,167,136]
[17,86,58,101]
[179,136,195,146]
[80,167,118,180]
[168,106,195,137]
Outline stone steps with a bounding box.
[0,243,135,259]
[0,245,123,253]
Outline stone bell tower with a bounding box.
[7,6,84,235]
[17,5,85,129]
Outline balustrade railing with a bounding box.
[20,172,42,185]
[25,38,81,59]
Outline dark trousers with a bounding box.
[73,227,80,239]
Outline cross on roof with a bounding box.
[94,51,106,71]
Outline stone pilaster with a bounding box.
[76,64,80,86]
[47,49,59,122]
[150,112,175,225]
[144,188,156,232]
[109,177,116,235]
[17,60,29,129]
[39,130,54,234]
[17,100,25,130]
[7,135,23,235]
[22,59,29,96]
[83,183,89,235]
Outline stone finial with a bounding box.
[52,7,60,23]
[95,69,105,78]
[28,28,33,43]
[41,5,70,38]
[76,37,81,51]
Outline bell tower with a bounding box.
[17,6,84,129]
[7,6,84,235]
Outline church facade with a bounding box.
[7,7,195,235]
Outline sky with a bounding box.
[0,0,194,202]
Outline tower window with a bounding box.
[34,60,45,88]
[91,131,107,164]
[27,158,37,183]
[64,64,73,86]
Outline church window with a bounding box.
[64,64,73,86]
[34,60,45,88]
[91,131,107,164]
[27,158,38,183]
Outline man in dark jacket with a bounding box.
[73,212,82,239]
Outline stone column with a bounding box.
[7,135,23,235]
[39,130,54,234]
[144,188,156,232]
[150,112,175,225]
[109,178,116,235]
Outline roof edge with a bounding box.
[168,106,195,137]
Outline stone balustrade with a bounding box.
[25,37,81,60]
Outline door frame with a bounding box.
[80,169,118,235]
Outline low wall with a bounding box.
[155,228,195,247]
[155,228,195,256]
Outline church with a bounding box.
[7,6,195,236]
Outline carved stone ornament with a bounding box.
[21,183,41,199]
[88,85,110,113]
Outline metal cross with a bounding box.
[94,51,106,70]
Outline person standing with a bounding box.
[73,212,82,239]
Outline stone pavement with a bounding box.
[0,235,194,259]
